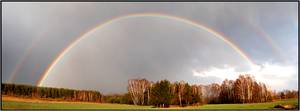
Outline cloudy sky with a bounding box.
[3,2,298,94]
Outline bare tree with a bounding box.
[178,81,185,106]
[128,79,141,105]
[128,79,150,105]
[140,79,150,105]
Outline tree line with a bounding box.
[272,90,298,100]
[2,83,102,102]
[2,74,298,107]
[127,74,298,107]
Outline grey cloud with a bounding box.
[43,18,252,93]
[2,3,297,93]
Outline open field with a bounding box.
[2,96,298,109]
[192,99,298,109]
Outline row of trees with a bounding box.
[2,83,102,102]
[219,75,272,103]
[2,74,298,106]
[127,74,298,107]
[272,90,298,100]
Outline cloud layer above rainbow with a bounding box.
[3,3,297,93]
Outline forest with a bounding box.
[2,74,298,108]
[126,74,298,107]
[2,83,102,102]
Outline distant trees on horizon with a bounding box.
[1,74,298,108]
[2,83,102,103]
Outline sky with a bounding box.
[2,2,298,94]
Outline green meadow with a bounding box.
[2,98,298,109]
[193,99,298,109]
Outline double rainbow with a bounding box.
[10,13,258,86]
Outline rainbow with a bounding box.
[8,34,44,83]
[239,15,286,64]
[251,23,286,64]
[37,13,256,86]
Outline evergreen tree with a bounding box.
[150,80,173,108]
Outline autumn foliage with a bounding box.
[127,74,298,107]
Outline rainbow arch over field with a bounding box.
[37,13,256,86]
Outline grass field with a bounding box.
[2,96,298,109]
[193,99,298,109]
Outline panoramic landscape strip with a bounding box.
[2,2,298,110]
[2,74,298,109]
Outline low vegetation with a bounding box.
[197,99,298,109]
[2,96,298,109]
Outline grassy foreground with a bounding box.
[2,101,153,109]
[193,99,298,109]
[2,96,298,109]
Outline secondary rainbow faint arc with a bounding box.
[37,13,256,86]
